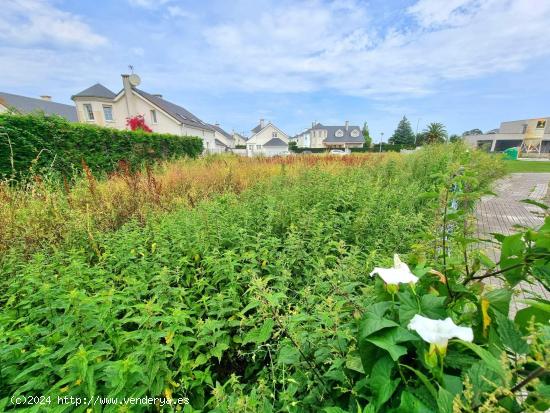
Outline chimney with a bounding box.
[260,118,265,128]
[121,74,136,116]
[40,95,52,101]
[152,94,163,99]
[345,121,349,131]
[312,121,315,129]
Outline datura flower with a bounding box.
[408,314,473,356]
[370,254,419,288]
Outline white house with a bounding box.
[71,74,218,152]
[292,121,364,149]
[209,123,234,151]
[246,119,289,156]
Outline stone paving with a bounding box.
[474,173,550,317]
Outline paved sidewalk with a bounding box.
[474,173,550,316]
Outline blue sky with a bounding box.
[1,0,550,140]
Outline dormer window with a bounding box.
[351,129,360,138]
[536,120,546,129]
[150,109,158,124]
[335,129,344,137]
[272,131,278,137]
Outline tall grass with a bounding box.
[0,144,505,411]
[0,153,395,257]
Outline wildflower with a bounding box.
[408,314,473,356]
[370,254,419,293]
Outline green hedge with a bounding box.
[0,113,203,178]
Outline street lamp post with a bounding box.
[379,132,384,153]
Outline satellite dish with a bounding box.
[129,74,141,87]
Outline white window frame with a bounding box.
[83,103,94,121]
[102,105,113,122]
[272,131,278,137]
[150,109,158,124]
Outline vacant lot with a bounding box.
[1,146,521,411]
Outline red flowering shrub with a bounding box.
[126,115,152,133]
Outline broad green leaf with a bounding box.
[493,311,528,354]
[243,319,274,345]
[456,341,505,378]
[485,288,512,316]
[277,345,300,365]
[395,391,432,413]
[499,233,525,286]
[515,305,550,334]
[437,387,454,413]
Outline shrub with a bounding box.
[0,113,203,178]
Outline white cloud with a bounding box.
[167,5,194,18]
[190,0,550,97]
[0,0,107,48]
[127,0,172,8]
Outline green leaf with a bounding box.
[515,304,550,334]
[395,391,432,413]
[493,311,528,354]
[243,319,274,345]
[345,355,365,374]
[400,364,437,400]
[437,387,454,413]
[456,341,505,378]
[277,344,300,365]
[367,355,400,412]
[366,326,417,361]
[420,294,447,319]
[485,288,512,316]
[499,233,525,286]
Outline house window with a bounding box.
[150,109,158,124]
[536,120,546,129]
[256,145,262,150]
[83,104,94,121]
[103,105,113,122]
[351,129,360,137]
[272,131,278,137]
[335,129,344,137]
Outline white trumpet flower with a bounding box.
[370,254,419,286]
[408,314,473,354]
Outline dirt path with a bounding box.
[474,173,550,317]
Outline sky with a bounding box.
[1,0,550,141]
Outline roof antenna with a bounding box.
[128,64,134,74]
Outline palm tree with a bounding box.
[423,122,447,144]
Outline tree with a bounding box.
[449,134,462,143]
[389,116,415,145]
[423,122,448,144]
[362,122,372,148]
[462,128,482,136]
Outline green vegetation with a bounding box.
[362,122,372,148]
[389,116,415,146]
[0,113,203,179]
[503,159,550,173]
[1,145,548,412]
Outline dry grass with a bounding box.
[0,153,394,256]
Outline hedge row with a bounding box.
[0,113,203,178]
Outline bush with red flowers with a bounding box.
[126,115,153,133]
